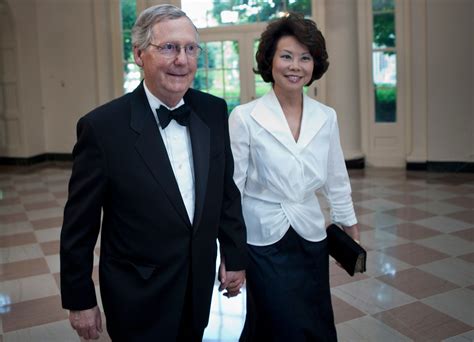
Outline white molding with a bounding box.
[357,0,372,160]
[92,1,105,105]
[406,0,428,163]
[357,0,412,167]
[312,0,326,103]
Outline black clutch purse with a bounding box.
[327,224,366,276]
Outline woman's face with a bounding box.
[271,35,314,95]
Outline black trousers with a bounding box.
[240,227,337,342]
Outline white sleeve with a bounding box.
[322,112,358,227]
[228,107,250,197]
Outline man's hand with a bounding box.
[69,306,103,340]
[218,259,245,298]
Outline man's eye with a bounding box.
[186,44,196,52]
[163,43,175,51]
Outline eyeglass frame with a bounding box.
[148,42,203,58]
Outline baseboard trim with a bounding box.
[407,161,474,173]
[346,157,365,169]
[406,162,427,171]
[0,153,73,165]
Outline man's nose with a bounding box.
[174,48,188,64]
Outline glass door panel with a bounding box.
[194,40,240,112]
[373,51,397,122]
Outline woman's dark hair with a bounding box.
[254,12,329,86]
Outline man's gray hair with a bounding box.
[132,4,197,51]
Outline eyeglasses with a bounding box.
[148,43,203,58]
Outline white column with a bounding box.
[324,0,364,161]
[406,0,428,164]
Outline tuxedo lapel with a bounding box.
[186,95,210,231]
[130,85,191,227]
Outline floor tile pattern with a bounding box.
[0,164,473,341]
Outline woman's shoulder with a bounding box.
[229,96,261,119]
[304,94,337,119]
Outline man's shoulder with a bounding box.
[185,88,226,107]
[83,92,133,123]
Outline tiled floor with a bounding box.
[0,163,473,341]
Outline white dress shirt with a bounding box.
[143,82,195,223]
[229,89,357,246]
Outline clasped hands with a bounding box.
[218,256,246,298]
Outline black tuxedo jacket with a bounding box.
[60,83,247,340]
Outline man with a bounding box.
[60,5,247,341]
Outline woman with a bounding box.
[229,13,360,341]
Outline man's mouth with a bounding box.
[168,72,188,78]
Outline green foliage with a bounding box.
[121,0,136,66]
[211,0,311,25]
[375,85,396,122]
[376,85,396,102]
[288,0,310,15]
[373,13,395,49]
[373,0,395,52]
[194,43,219,91]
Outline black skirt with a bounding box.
[240,227,337,342]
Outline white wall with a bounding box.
[2,0,45,157]
[426,0,473,162]
[3,0,121,157]
[36,0,100,153]
[1,0,473,167]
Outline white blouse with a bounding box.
[229,89,357,246]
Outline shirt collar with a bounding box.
[143,81,185,111]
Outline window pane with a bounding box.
[373,51,396,123]
[372,0,395,49]
[121,0,139,93]
[373,12,395,49]
[182,0,312,29]
[205,42,223,68]
[193,40,240,112]
[372,0,396,123]
[375,85,396,122]
[206,70,225,97]
[194,69,209,89]
[223,41,239,69]
[372,51,396,86]
[224,69,240,98]
[372,0,394,12]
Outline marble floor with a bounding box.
[0,163,473,341]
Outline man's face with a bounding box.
[134,17,198,107]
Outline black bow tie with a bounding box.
[156,104,190,128]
